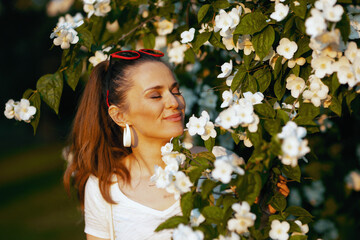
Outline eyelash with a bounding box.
[150,91,182,99]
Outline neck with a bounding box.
[126,137,170,178]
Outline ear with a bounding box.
[108,105,128,128]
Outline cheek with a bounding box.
[129,99,163,123]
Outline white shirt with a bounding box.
[84,175,181,240]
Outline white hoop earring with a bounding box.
[123,124,131,147]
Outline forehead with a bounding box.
[129,61,176,90]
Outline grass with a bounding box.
[0,142,84,240]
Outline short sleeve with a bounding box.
[84,175,111,239]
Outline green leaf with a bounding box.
[345,91,358,114]
[269,193,286,212]
[234,12,268,35]
[36,72,63,114]
[295,17,305,34]
[289,235,308,240]
[231,71,247,92]
[204,137,215,152]
[198,4,211,23]
[281,165,301,183]
[252,26,275,61]
[290,0,307,19]
[181,191,194,218]
[293,37,310,59]
[284,15,295,35]
[274,77,285,100]
[254,103,276,118]
[212,0,230,10]
[329,95,342,116]
[253,68,272,93]
[285,206,314,218]
[155,216,188,231]
[231,132,240,145]
[331,74,341,95]
[222,195,237,212]
[289,221,302,233]
[188,166,204,183]
[192,31,212,52]
[77,28,94,49]
[276,109,290,124]
[235,172,262,204]
[209,32,226,49]
[184,48,195,64]
[336,12,350,42]
[23,89,41,135]
[274,56,283,79]
[201,179,218,199]
[294,103,319,125]
[264,119,281,135]
[202,206,223,223]
[143,33,155,49]
[242,74,258,93]
[64,59,83,91]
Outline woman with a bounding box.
[64,49,289,240]
[64,49,187,240]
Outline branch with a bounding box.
[116,16,156,45]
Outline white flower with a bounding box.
[83,0,95,18]
[270,3,289,22]
[214,9,239,35]
[4,99,17,120]
[46,0,74,17]
[277,38,298,59]
[323,4,344,22]
[233,99,254,124]
[337,65,358,87]
[156,19,174,36]
[154,35,167,50]
[174,171,193,193]
[150,165,170,188]
[223,36,240,52]
[212,157,234,184]
[218,60,233,78]
[94,0,111,17]
[161,142,173,155]
[302,75,329,107]
[305,9,327,38]
[173,224,204,240]
[286,75,305,98]
[215,107,238,129]
[269,220,290,240]
[278,121,306,140]
[311,55,334,78]
[345,170,360,191]
[228,201,256,234]
[201,121,217,141]
[190,209,205,227]
[163,152,186,166]
[292,220,309,236]
[226,71,237,86]
[13,99,37,123]
[217,232,240,240]
[106,21,119,33]
[282,135,301,157]
[89,51,108,66]
[247,114,260,133]
[315,0,336,11]
[186,115,206,136]
[52,29,79,49]
[181,28,195,44]
[221,89,234,108]
[349,14,360,39]
[345,41,360,63]
[168,41,187,64]
[238,35,254,55]
[243,91,264,105]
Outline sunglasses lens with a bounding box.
[142,49,159,55]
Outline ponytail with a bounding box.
[64,61,131,209]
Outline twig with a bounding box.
[116,16,156,45]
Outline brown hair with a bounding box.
[64,52,163,209]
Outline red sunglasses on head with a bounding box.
[110,49,164,60]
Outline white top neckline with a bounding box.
[113,183,180,216]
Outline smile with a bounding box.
[163,113,182,122]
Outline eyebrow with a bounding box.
[143,82,179,93]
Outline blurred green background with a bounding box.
[1,1,360,240]
[0,0,84,239]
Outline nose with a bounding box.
[165,92,179,109]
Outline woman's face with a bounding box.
[123,61,185,143]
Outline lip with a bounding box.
[163,113,182,122]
